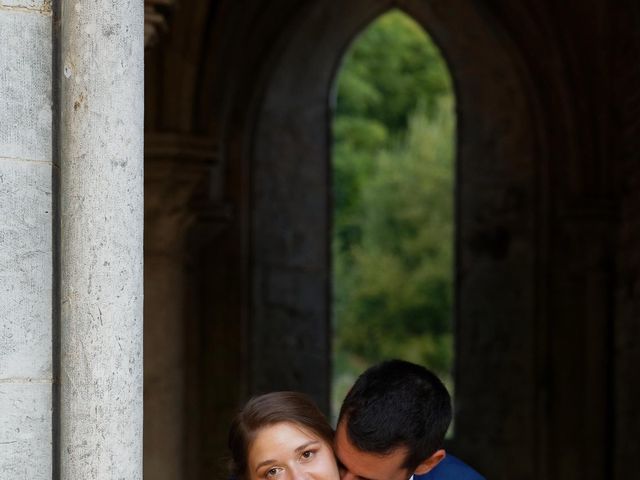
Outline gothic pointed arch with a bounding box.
[244,2,544,478]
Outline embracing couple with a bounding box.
[228,360,484,480]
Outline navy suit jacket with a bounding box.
[417,454,484,480]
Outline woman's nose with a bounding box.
[289,464,310,480]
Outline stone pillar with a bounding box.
[143,133,217,480]
[59,1,144,478]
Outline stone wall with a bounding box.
[0,2,53,478]
[613,3,640,478]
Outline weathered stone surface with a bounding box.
[59,0,144,478]
[0,383,52,479]
[0,0,50,10]
[0,160,52,379]
[144,256,186,480]
[0,10,51,162]
[252,95,331,413]
[0,8,52,480]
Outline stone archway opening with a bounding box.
[330,8,456,420]
[248,1,542,477]
[143,1,551,477]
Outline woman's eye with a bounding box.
[301,450,315,460]
[266,468,281,478]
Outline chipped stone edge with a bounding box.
[0,1,52,15]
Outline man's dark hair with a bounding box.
[338,359,452,471]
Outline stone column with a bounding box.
[59,1,144,478]
[143,133,216,480]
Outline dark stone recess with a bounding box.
[143,1,640,479]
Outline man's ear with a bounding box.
[413,449,446,476]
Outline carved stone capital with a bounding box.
[145,133,231,253]
[145,0,174,48]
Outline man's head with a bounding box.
[335,360,452,480]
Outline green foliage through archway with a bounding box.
[332,9,456,417]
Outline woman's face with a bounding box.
[247,422,340,480]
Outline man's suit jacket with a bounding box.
[417,454,484,480]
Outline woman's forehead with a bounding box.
[250,422,321,460]
[253,422,319,446]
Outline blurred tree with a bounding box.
[335,10,452,136]
[332,9,455,416]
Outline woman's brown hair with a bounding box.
[228,391,334,480]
